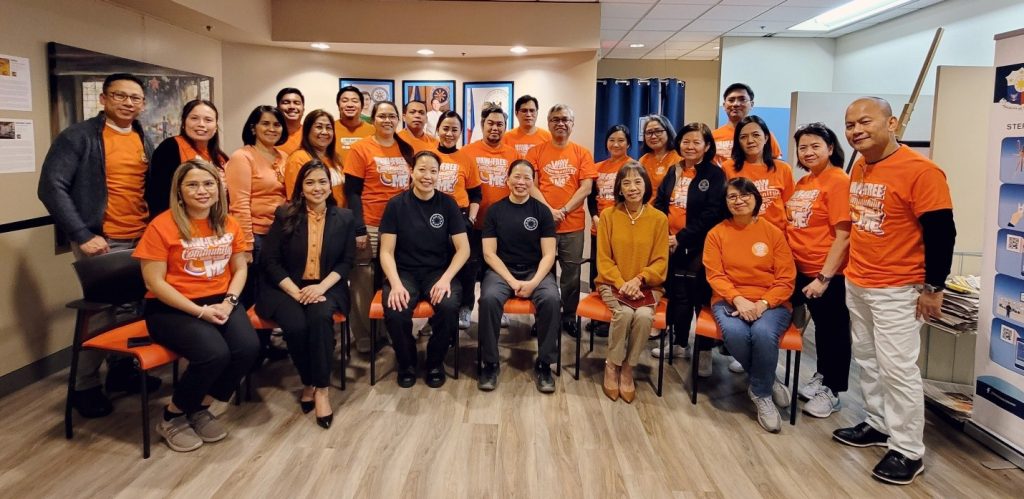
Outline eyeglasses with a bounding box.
[726,193,753,203]
[644,129,666,137]
[725,97,750,105]
[183,180,218,192]
[375,114,399,122]
[549,117,573,124]
[106,91,145,105]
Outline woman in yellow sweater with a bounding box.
[595,161,669,403]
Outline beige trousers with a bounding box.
[599,285,661,367]
[349,226,380,343]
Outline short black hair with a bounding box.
[793,122,845,171]
[675,122,717,166]
[336,85,364,107]
[276,87,305,105]
[411,150,442,169]
[723,177,763,219]
[613,161,653,205]
[514,95,539,112]
[723,83,754,101]
[103,73,144,93]
[241,105,288,146]
[404,100,427,113]
[507,158,534,179]
[481,104,508,123]
[731,115,775,172]
[604,124,631,152]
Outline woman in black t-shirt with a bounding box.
[378,150,470,389]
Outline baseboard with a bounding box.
[0,347,71,399]
[965,421,1024,470]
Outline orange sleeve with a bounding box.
[639,214,669,287]
[770,133,782,159]
[228,216,247,254]
[702,227,741,303]
[596,207,626,288]
[909,167,953,216]
[826,172,852,225]
[780,162,795,204]
[225,149,255,248]
[525,144,541,172]
[763,228,797,307]
[343,141,368,178]
[283,151,308,201]
[132,217,170,262]
[578,145,598,180]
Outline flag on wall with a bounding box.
[466,90,476,143]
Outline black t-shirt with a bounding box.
[482,196,556,267]
[379,190,466,274]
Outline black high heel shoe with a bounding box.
[316,412,334,429]
[300,399,314,414]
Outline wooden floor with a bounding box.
[0,317,1020,498]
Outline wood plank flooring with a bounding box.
[0,318,1020,498]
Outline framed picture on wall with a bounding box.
[340,78,395,123]
[402,80,455,137]
[462,81,513,143]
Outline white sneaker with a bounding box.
[803,387,840,418]
[798,372,824,401]
[749,387,781,433]
[697,350,712,377]
[650,344,687,359]
[418,323,433,337]
[500,314,510,328]
[771,379,792,408]
[728,358,744,373]
[458,307,472,330]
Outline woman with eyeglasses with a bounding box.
[722,115,794,231]
[785,123,852,418]
[147,99,229,216]
[134,159,258,452]
[343,101,415,353]
[284,110,344,207]
[704,177,796,433]
[638,115,681,191]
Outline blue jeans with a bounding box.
[711,301,791,398]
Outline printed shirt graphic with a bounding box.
[434,149,481,209]
[592,155,632,234]
[333,120,375,166]
[133,213,246,299]
[639,150,682,191]
[723,159,795,231]
[526,141,598,233]
[785,167,851,275]
[344,138,410,226]
[846,145,953,287]
[712,123,782,165]
[667,168,697,235]
[503,126,552,159]
[461,140,519,229]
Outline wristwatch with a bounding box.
[921,283,943,294]
[758,299,770,307]
[815,273,832,284]
[224,293,239,307]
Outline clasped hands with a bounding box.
[291,283,329,305]
[730,296,769,322]
[618,277,644,300]
[386,278,455,311]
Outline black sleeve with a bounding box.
[378,197,399,235]
[467,186,482,204]
[145,139,182,217]
[37,126,93,243]
[586,188,598,218]
[652,170,672,214]
[343,174,367,236]
[331,208,357,280]
[447,196,467,235]
[677,167,726,250]
[482,202,500,238]
[919,208,956,288]
[537,202,556,238]
[260,206,291,286]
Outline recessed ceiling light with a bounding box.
[510,46,528,54]
[789,0,915,32]
[310,43,330,50]
[629,43,645,48]
[417,49,435,56]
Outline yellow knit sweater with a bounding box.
[595,203,669,292]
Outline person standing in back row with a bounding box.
[504,95,552,159]
[713,83,781,165]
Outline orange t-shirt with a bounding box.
[433,148,480,209]
[722,159,795,231]
[526,141,598,234]
[102,126,149,239]
[398,129,439,153]
[503,126,552,159]
[133,212,246,299]
[225,145,287,248]
[703,218,796,308]
[785,167,851,276]
[592,155,632,234]
[277,126,304,157]
[638,150,682,191]
[284,149,345,207]
[461,139,519,229]
[712,123,782,165]
[667,166,698,235]
[343,137,410,227]
[847,145,953,288]
[334,120,375,166]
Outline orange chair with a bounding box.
[368,290,439,385]
[64,250,180,459]
[692,307,803,425]
[475,297,561,376]
[575,292,669,395]
[246,307,349,391]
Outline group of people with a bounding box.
[39,74,955,486]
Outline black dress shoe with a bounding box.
[105,360,162,394]
[593,322,609,338]
[299,399,314,414]
[425,367,446,388]
[316,412,334,429]
[872,450,924,485]
[265,345,290,362]
[832,422,889,448]
[71,386,113,418]
[397,368,417,388]
[562,320,579,338]
[478,363,499,391]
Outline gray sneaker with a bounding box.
[188,409,228,442]
[803,387,840,418]
[157,415,203,452]
[772,379,792,408]
[749,387,781,433]
[500,314,510,328]
[697,350,713,377]
[728,358,745,373]
[798,372,824,401]
[535,362,555,393]
[458,307,472,330]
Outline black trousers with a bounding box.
[263,282,347,388]
[478,267,560,365]
[668,249,713,351]
[145,296,259,414]
[457,225,482,310]
[383,270,461,370]
[791,273,852,393]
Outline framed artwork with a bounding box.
[462,81,513,143]
[402,80,455,137]
[340,78,394,123]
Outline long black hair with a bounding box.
[300,109,337,163]
[793,122,845,171]
[730,115,775,173]
[242,105,288,146]
[178,99,227,167]
[281,159,337,236]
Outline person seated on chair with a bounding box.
[478,159,560,393]
[257,159,355,430]
[703,177,796,433]
[133,159,259,452]
[594,161,669,403]
[379,150,470,389]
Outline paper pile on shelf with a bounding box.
[936,275,979,333]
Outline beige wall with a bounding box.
[596,59,720,127]
[0,0,222,377]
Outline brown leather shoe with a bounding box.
[603,361,620,401]
[620,364,636,403]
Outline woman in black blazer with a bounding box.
[651,122,726,375]
[257,159,355,429]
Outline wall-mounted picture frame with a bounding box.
[462,81,514,143]
[402,80,455,137]
[340,78,395,123]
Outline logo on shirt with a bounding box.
[180,233,234,278]
[716,140,732,159]
[514,143,533,157]
[476,158,509,187]
[786,189,820,229]
[596,172,616,202]
[524,217,539,231]
[437,161,459,194]
[752,242,769,257]
[849,181,887,235]
[698,179,709,192]
[752,178,781,215]
[339,137,361,150]
[542,159,578,188]
[375,157,410,188]
[671,177,693,208]
[429,213,445,228]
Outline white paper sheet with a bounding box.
[0,119,35,173]
[0,54,31,111]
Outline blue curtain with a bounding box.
[593,78,685,161]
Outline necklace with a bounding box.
[625,203,644,225]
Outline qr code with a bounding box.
[1008,235,1023,253]
[1001,324,1017,343]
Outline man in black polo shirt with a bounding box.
[478,159,560,393]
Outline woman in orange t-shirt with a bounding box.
[722,115,794,231]
[638,115,681,191]
[784,123,851,418]
[147,100,229,216]
[284,109,344,207]
[133,160,257,452]
[703,177,796,433]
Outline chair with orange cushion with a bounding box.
[64,250,180,459]
[575,292,670,396]
[692,307,803,425]
[475,297,562,376]
[246,307,349,392]
[368,290,443,385]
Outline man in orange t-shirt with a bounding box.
[503,95,552,159]
[831,98,955,486]
[713,83,781,164]
[276,87,305,156]
[38,73,159,418]
[397,100,439,152]
[462,106,519,230]
[526,104,596,336]
[334,86,375,166]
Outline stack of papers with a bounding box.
[935,275,980,333]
